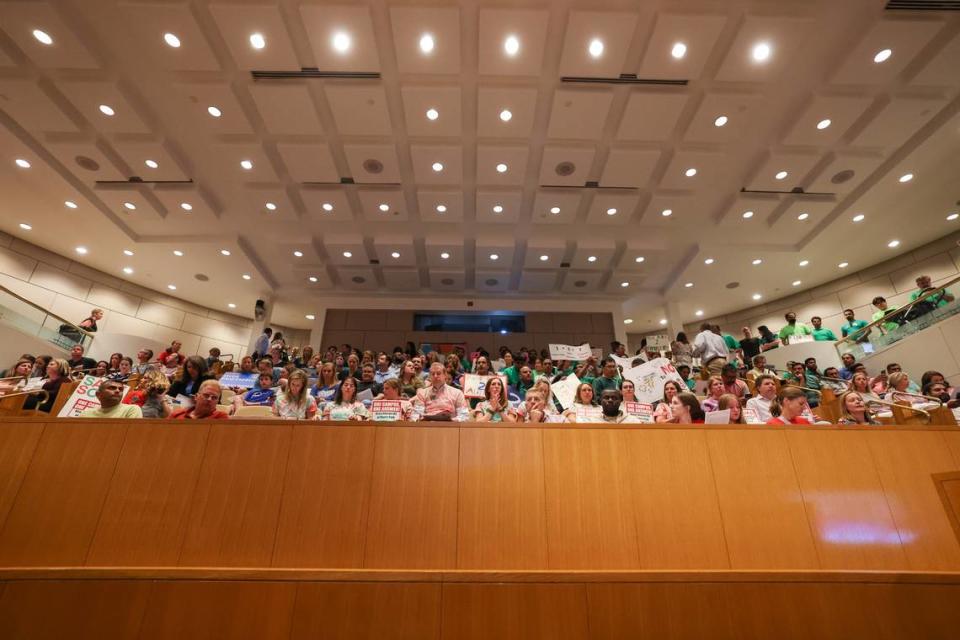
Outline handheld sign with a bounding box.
[462,373,508,399]
[624,401,654,423]
[549,343,593,361]
[621,358,685,404]
[219,372,258,388]
[575,405,603,422]
[646,334,670,350]
[57,375,130,418]
[705,409,731,424]
[743,408,763,424]
[357,388,375,403]
[371,399,403,421]
[549,373,581,410]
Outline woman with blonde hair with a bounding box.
[848,371,881,403]
[701,375,725,413]
[397,359,424,398]
[766,386,811,425]
[717,393,745,424]
[837,390,879,425]
[562,382,596,422]
[137,369,173,418]
[23,358,71,412]
[273,369,317,419]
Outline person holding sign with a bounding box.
[79,379,142,419]
[562,383,596,422]
[376,379,416,421]
[717,394,745,424]
[230,372,278,415]
[321,377,370,421]
[413,363,467,421]
[598,389,643,424]
[472,376,516,423]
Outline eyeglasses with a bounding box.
[198,393,220,401]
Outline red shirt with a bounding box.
[765,416,811,425]
[169,407,229,420]
[157,350,185,366]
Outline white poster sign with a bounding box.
[612,354,645,371]
[646,334,670,350]
[549,374,581,411]
[56,375,130,418]
[624,401,654,423]
[621,358,685,404]
[462,373,508,399]
[705,409,731,424]
[548,343,593,361]
[219,372,258,388]
[371,399,403,421]
[575,405,603,422]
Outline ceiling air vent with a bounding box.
[562,73,687,86]
[252,68,381,80]
[885,0,960,10]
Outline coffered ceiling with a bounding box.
[0,0,958,330]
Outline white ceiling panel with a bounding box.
[476,190,522,224]
[617,91,687,141]
[523,239,565,269]
[300,5,380,72]
[830,18,943,86]
[570,239,616,270]
[638,193,694,224]
[324,234,368,266]
[121,3,220,72]
[782,95,875,147]
[476,145,528,186]
[337,267,379,291]
[558,11,639,78]
[744,152,822,192]
[519,270,559,292]
[343,143,401,184]
[717,195,781,227]
[357,189,407,222]
[805,152,885,196]
[531,190,583,225]
[683,92,763,144]
[852,96,945,149]
[636,14,727,80]
[208,4,298,70]
[539,146,595,188]
[249,84,323,135]
[586,192,642,225]
[0,79,76,132]
[409,145,462,185]
[390,7,461,74]
[94,187,163,221]
[325,85,392,136]
[476,237,515,268]
[715,16,813,83]
[373,236,416,267]
[56,81,151,134]
[44,140,125,182]
[276,144,338,183]
[911,32,960,88]
[600,149,660,188]
[658,151,727,191]
[425,236,464,268]
[477,87,538,138]
[172,82,253,135]
[382,269,422,291]
[769,198,836,233]
[430,269,466,291]
[416,189,463,222]
[475,270,511,292]
[111,141,189,182]
[0,2,99,69]
[402,86,462,137]
[152,186,218,221]
[562,271,605,293]
[547,89,613,140]
[239,187,298,221]
[299,188,353,222]
[478,9,549,76]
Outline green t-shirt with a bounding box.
[871,308,900,332]
[840,319,868,337]
[722,334,741,350]
[501,365,519,387]
[778,323,811,340]
[592,375,621,399]
[79,403,143,419]
[910,287,952,308]
[811,328,837,341]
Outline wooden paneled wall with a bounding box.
[1,421,960,572]
[1,570,959,639]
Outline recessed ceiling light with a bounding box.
[249,33,266,50]
[797,212,809,221]
[419,33,435,54]
[742,210,754,219]
[167,284,177,290]
[792,280,802,286]
[751,41,772,62]
[695,310,704,317]
[99,104,115,117]
[32,29,53,45]
[378,203,390,212]
[342,251,352,258]
[752,258,763,265]
[752,293,762,300]
[228,303,236,309]
[852,214,865,222]
[489,253,499,260]
[123,267,133,275]
[684,167,697,177]
[309,276,318,283]
[620,281,629,288]
[606,208,617,216]
[492,204,503,213]
[19,223,31,230]
[207,106,222,118]
[163,32,181,48]
[659,319,668,326]
[704,258,714,265]
[635,256,645,263]
[75,246,88,255]
[539,254,549,261]
[887,239,900,248]
[145,159,158,169]
[588,38,604,58]
[265,202,277,211]
[431,162,443,172]
[426,108,439,121]
[436,204,447,213]
[714,115,728,127]
[440,252,450,259]
[293,250,303,257]
[947,213,959,221]
[14,158,30,169]
[661,208,673,217]
[496,163,508,173]
[332,32,351,53]
[173,250,184,256]
[671,42,687,59]
[775,170,788,180]
[624,318,633,325]
[321,202,333,211]
[65,200,78,209]
[816,118,831,130]
[504,34,520,56]
[123,249,134,256]
[305,314,316,321]
[499,109,512,122]
[838,262,849,268]
[873,48,892,63]
[799,259,809,266]
[220,249,231,256]
[898,173,913,183]
[550,206,560,214]
[242,274,251,280]
[391,251,401,259]
[240,159,253,170]
[587,256,597,262]
[123,202,136,211]
[180,202,193,211]
[684,282,694,288]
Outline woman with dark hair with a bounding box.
[766,386,811,425]
[670,332,693,367]
[167,355,213,398]
[758,325,780,352]
[108,352,123,372]
[322,376,370,421]
[562,382,596,421]
[669,392,705,424]
[654,380,684,423]
[473,376,515,423]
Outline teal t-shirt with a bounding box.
[910,287,952,308]
[722,334,740,350]
[840,320,868,337]
[811,328,837,341]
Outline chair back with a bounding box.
[928,406,957,426]
[0,393,27,417]
[233,405,273,418]
[49,380,81,416]
[890,402,928,425]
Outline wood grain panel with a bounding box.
[364,427,459,569]
[542,429,640,569]
[290,582,440,639]
[137,581,296,640]
[0,422,44,530]
[786,430,909,570]
[457,427,548,569]
[178,424,293,567]
[706,430,820,569]
[0,422,127,566]
[942,431,960,468]
[86,424,210,566]
[937,476,960,545]
[440,584,589,640]
[623,430,729,569]
[866,431,960,570]
[272,425,376,568]
[0,579,151,639]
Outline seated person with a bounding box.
[598,389,643,424]
[106,357,134,382]
[79,379,142,419]
[746,374,778,423]
[66,344,97,371]
[378,378,417,421]
[720,363,750,403]
[472,375,515,422]
[766,386,812,425]
[701,375,725,412]
[206,347,222,369]
[747,354,768,380]
[677,364,696,391]
[820,367,847,393]
[167,356,214,399]
[321,376,370,421]
[718,393,745,424]
[669,392,706,424]
[562,382,597,422]
[0,358,34,395]
[355,364,383,398]
[93,360,109,377]
[413,363,467,421]
[837,391,880,425]
[134,370,173,419]
[508,365,535,400]
[230,372,277,415]
[169,380,229,419]
[23,358,71,413]
[273,369,317,419]
[156,340,186,368]
[311,362,341,404]
[132,349,155,375]
[653,380,683,423]
[516,389,548,423]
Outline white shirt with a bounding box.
[746,396,773,422]
[692,330,729,362]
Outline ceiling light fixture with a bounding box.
[684,168,697,177]
[661,208,673,217]
[240,159,253,170]
[242,274,251,280]
[704,258,714,265]
[378,203,390,212]
[671,42,687,59]
[504,34,520,56]
[775,170,788,180]
[321,202,333,211]
[207,106,222,118]
[887,239,900,248]
[14,158,30,169]
[852,213,865,222]
[838,261,849,268]
[75,246,88,255]
[343,251,352,258]
[492,204,503,213]
[123,250,134,256]
[606,208,617,216]
[539,254,549,261]
[19,223,31,230]
[123,267,133,275]
[659,319,668,326]
[620,281,629,288]
[391,251,401,259]
[587,256,597,263]
[898,173,913,183]
[588,38,604,58]
[751,41,772,62]
[752,258,763,265]
[431,161,443,172]
[635,256,645,263]
[873,48,892,63]
[742,210,754,219]
[624,318,634,325]
[947,213,959,221]
[684,282,694,288]
[714,115,728,127]
[426,107,439,121]
[123,202,136,210]
[695,310,704,317]
[163,32,181,48]
[797,212,809,220]
[144,159,158,169]
[228,303,236,309]
[435,204,447,213]
[220,249,231,256]
[99,104,115,116]
[293,250,303,257]
[309,276,318,283]
[440,252,450,259]
[65,201,78,209]
[752,293,762,300]
[419,33,435,54]
[496,163,508,173]
[265,202,277,211]
[32,29,53,45]
[249,33,266,50]
[799,259,809,266]
[180,202,192,211]
[167,284,177,290]
[490,253,499,260]
[792,280,802,286]
[305,314,316,321]
[816,118,831,130]
[499,109,512,122]
[550,206,560,214]
[173,250,183,256]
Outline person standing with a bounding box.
[778,312,812,345]
[254,327,273,359]
[839,309,869,341]
[692,322,729,377]
[810,316,837,341]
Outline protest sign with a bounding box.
[575,405,603,422]
[357,388,375,403]
[219,372,258,388]
[372,399,403,421]
[705,409,731,424]
[57,375,130,418]
[591,348,604,362]
[549,373,581,410]
[646,334,670,350]
[462,373,508,399]
[624,401,654,423]
[549,343,593,361]
[743,408,763,424]
[621,358,685,404]
[612,354,645,371]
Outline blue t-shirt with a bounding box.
[311,383,339,402]
[243,388,276,405]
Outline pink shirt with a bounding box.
[414,384,467,417]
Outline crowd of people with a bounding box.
[2,305,957,425]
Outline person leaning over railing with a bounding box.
[911,275,955,309]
